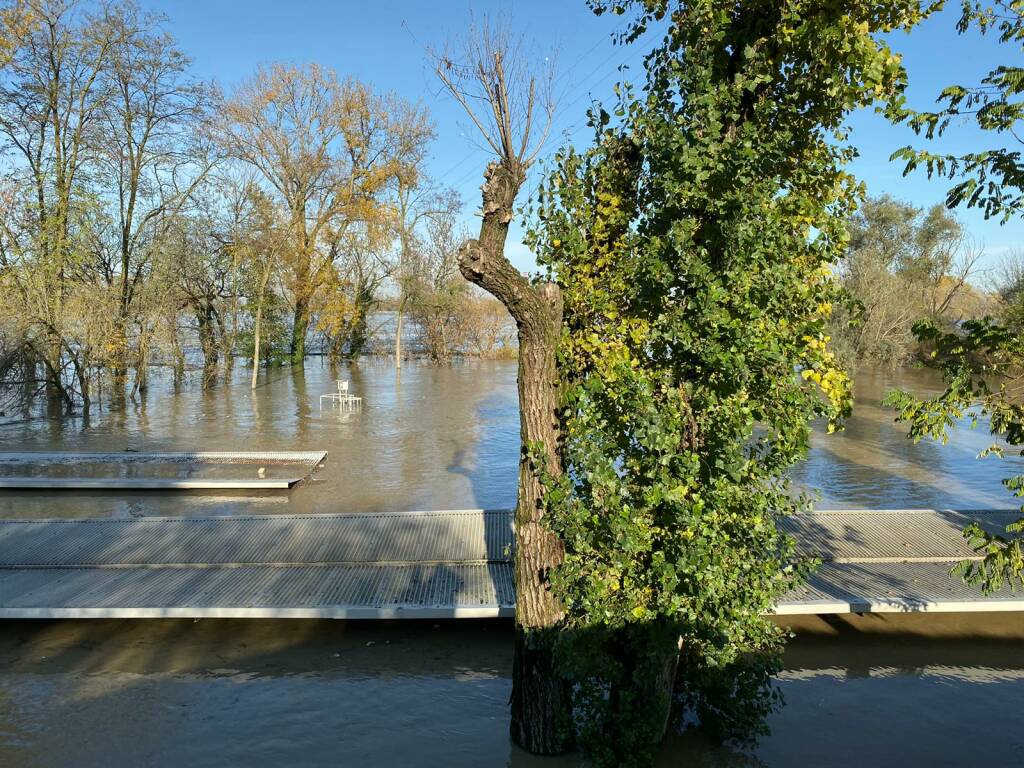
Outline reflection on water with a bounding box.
[0,360,520,519]
[799,366,1023,509]
[0,362,1022,766]
[0,361,1019,519]
[0,619,1021,768]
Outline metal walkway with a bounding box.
[0,451,328,491]
[0,509,1019,620]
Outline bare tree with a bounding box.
[0,0,121,407]
[392,181,454,369]
[434,19,568,755]
[98,1,217,389]
[405,194,469,362]
[234,186,286,389]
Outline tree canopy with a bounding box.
[894,0,1024,221]
[831,194,980,368]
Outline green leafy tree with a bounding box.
[893,1,1024,221]
[886,322,1024,590]
[887,1,1024,592]
[527,1,932,763]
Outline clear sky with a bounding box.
[141,1,1019,275]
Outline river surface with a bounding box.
[0,360,1020,518]
[0,361,1021,766]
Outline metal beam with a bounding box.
[0,451,328,465]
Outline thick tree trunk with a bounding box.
[605,623,681,756]
[458,161,573,755]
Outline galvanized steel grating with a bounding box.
[0,510,515,567]
[776,561,1024,614]
[0,508,1020,619]
[780,508,1019,562]
[0,564,516,618]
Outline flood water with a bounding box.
[0,361,1022,766]
[0,360,1020,518]
[0,617,1022,767]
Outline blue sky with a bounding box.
[143,1,1019,275]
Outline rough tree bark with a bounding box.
[457,161,573,754]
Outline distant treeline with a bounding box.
[829,194,1012,369]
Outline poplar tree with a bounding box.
[527,1,931,763]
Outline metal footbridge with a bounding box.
[0,508,1020,620]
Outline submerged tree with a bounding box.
[0,0,122,407]
[433,18,566,755]
[831,194,981,368]
[405,194,470,363]
[98,1,217,389]
[0,0,216,408]
[524,1,931,764]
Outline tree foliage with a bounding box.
[0,0,214,406]
[0,4,475,416]
[886,319,1024,590]
[893,0,1024,221]
[0,1,31,68]
[218,63,432,363]
[528,0,932,762]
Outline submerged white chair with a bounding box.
[319,379,362,411]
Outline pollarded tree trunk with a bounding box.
[457,161,573,755]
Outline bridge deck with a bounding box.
[0,478,303,490]
[0,509,1019,619]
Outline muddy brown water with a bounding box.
[0,361,1022,766]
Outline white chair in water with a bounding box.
[319,379,362,411]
